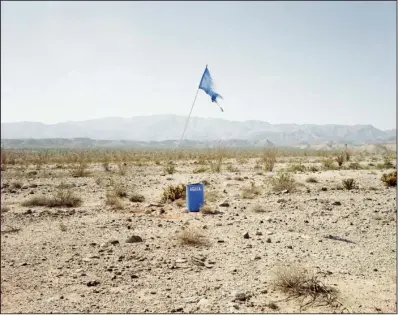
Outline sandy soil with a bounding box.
[1,157,396,313]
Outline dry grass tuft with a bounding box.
[262,149,277,172]
[161,184,186,203]
[10,181,23,189]
[205,190,219,202]
[177,227,209,247]
[342,178,358,190]
[251,204,267,213]
[287,163,306,173]
[241,182,262,199]
[105,192,124,210]
[200,204,217,214]
[306,176,318,183]
[129,193,145,202]
[22,187,82,208]
[381,171,397,187]
[226,163,239,172]
[269,172,296,193]
[164,161,176,174]
[193,166,208,174]
[273,265,339,310]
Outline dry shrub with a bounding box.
[209,153,223,173]
[269,172,296,193]
[200,204,216,214]
[10,181,23,189]
[193,166,208,174]
[22,187,82,208]
[262,149,277,172]
[273,265,339,310]
[381,171,397,187]
[164,161,176,174]
[287,163,306,173]
[376,156,395,170]
[251,204,267,213]
[70,153,89,177]
[161,184,186,203]
[308,165,319,172]
[117,162,128,176]
[59,222,67,232]
[342,178,358,190]
[129,193,145,202]
[105,192,124,209]
[110,180,128,198]
[1,205,10,213]
[241,182,262,199]
[205,190,219,202]
[322,158,337,170]
[335,154,345,167]
[306,177,318,183]
[177,227,209,247]
[347,162,362,170]
[226,164,239,172]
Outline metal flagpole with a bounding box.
[177,88,200,148]
[177,64,208,149]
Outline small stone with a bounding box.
[332,201,342,206]
[126,235,143,243]
[255,231,262,236]
[217,239,225,243]
[266,238,272,243]
[321,187,327,191]
[277,199,286,203]
[87,280,100,287]
[231,290,247,301]
[220,201,230,207]
[253,256,261,260]
[243,232,250,239]
[287,245,293,249]
[109,240,119,245]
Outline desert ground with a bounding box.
[1,147,396,313]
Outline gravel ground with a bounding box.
[1,157,396,313]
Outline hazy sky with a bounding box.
[1,1,396,129]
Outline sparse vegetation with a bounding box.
[200,204,216,214]
[161,184,186,203]
[342,178,358,190]
[269,172,296,193]
[205,190,219,202]
[287,163,306,173]
[262,149,277,172]
[273,265,339,309]
[335,154,345,167]
[381,171,397,187]
[241,182,262,199]
[22,187,82,208]
[105,191,124,210]
[193,166,208,174]
[251,204,267,213]
[306,176,318,183]
[164,161,176,174]
[177,227,209,246]
[129,193,146,202]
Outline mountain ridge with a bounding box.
[1,115,396,146]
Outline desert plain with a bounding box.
[0,145,396,313]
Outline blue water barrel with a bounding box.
[186,183,205,212]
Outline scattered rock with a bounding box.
[243,232,250,239]
[231,290,247,301]
[86,280,100,287]
[220,201,230,207]
[255,231,262,236]
[266,238,272,243]
[109,240,119,245]
[332,201,342,206]
[126,235,143,243]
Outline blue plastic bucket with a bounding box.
[186,183,204,212]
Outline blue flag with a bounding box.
[198,65,224,112]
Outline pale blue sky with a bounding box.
[1,1,396,129]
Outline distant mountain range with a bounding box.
[1,115,396,148]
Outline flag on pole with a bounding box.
[198,65,224,112]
